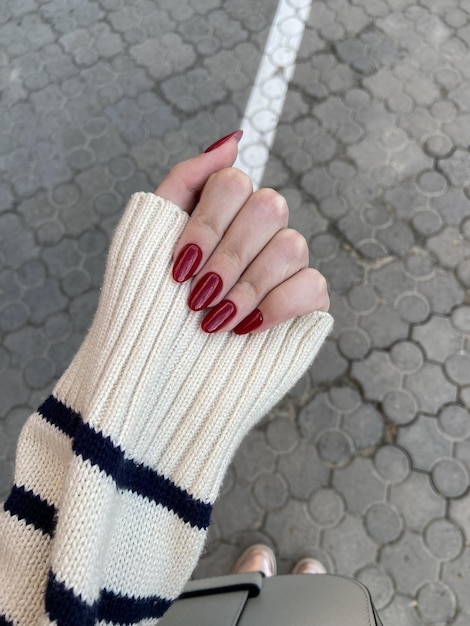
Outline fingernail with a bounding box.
[173,243,202,282]
[234,309,264,335]
[188,272,223,311]
[204,130,243,153]
[201,300,237,333]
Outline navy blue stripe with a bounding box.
[38,395,81,439]
[73,422,212,530]
[0,614,14,626]
[46,571,172,626]
[99,588,171,624]
[4,485,57,537]
[46,571,95,626]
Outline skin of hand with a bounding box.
[155,132,330,335]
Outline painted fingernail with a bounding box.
[188,272,223,311]
[204,130,243,153]
[233,309,264,335]
[201,300,237,333]
[173,243,202,282]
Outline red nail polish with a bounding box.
[204,130,243,153]
[201,300,237,333]
[234,309,264,335]
[173,243,202,282]
[188,272,223,311]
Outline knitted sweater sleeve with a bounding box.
[0,193,333,626]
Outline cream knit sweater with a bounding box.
[0,193,333,626]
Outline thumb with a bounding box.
[155,130,243,213]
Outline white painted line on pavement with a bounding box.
[234,0,313,189]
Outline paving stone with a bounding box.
[265,500,320,560]
[438,404,470,441]
[396,292,430,324]
[457,257,470,287]
[323,514,377,577]
[36,221,65,247]
[369,260,415,301]
[379,593,428,626]
[308,488,345,527]
[356,564,395,611]
[232,429,275,483]
[412,315,463,363]
[347,284,378,314]
[390,472,445,532]
[215,482,260,542]
[328,385,362,413]
[352,350,402,402]
[439,149,470,187]
[342,404,384,450]
[451,305,470,334]
[460,387,470,407]
[0,302,29,333]
[390,341,423,373]
[381,530,439,596]
[405,363,457,414]
[431,457,469,498]
[298,392,341,442]
[41,238,82,278]
[24,357,55,390]
[382,388,419,425]
[365,501,403,545]
[253,472,288,511]
[265,417,298,453]
[416,581,457,624]
[423,133,453,158]
[317,429,354,468]
[278,440,329,499]
[310,339,348,385]
[0,368,29,415]
[424,518,464,561]
[0,213,39,267]
[445,353,470,386]
[338,328,371,360]
[432,188,470,227]
[442,548,470,613]
[0,347,10,373]
[374,445,411,484]
[61,269,91,298]
[398,415,453,472]
[333,457,385,514]
[427,226,470,270]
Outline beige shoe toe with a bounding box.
[231,544,277,577]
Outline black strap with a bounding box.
[180,573,263,599]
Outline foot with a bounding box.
[291,558,327,575]
[231,544,277,577]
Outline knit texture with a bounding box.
[0,192,333,626]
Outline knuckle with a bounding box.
[253,188,289,224]
[208,167,252,195]
[278,228,309,263]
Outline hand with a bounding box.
[155,131,330,334]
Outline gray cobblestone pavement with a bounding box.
[1,1,470,624]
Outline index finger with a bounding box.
[155,130,242,212]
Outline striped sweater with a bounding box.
[0,193,333,626]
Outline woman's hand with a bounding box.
[155,131,330,334]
